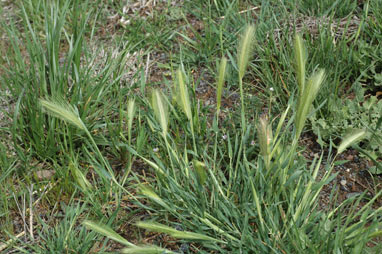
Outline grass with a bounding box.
[1,0,382,253]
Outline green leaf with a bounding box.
[127,98,136,139]
[295,69,325,139]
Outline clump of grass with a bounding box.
[3,1,382,253]
[85,33,382,253]
[39,98,122,193]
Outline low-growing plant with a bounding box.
[27,203,103,254]
[311,84,382,165]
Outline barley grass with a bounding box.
[39,99,85,131]
[151,89,168,138]
[337,129,367,154]
[2,1,382,253]
[237,25,255,132]
[216,57,227,114]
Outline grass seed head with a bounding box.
[216,57,227,113]
[257,115,273,157]
[151,89,168,137]
[39,98,85,130]
[176,69,192,121]
[295,69,325,138]
[127,98,136,131]
[69,161,92,192]
[337,129,367,154]
[294,34,307,96]
[238,25,255,80]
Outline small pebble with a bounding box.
[175,225,184,231]
[179,243,189,254]
[340,179,347,186]
[346,155,354,161]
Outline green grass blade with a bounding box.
[193,159,207,186]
